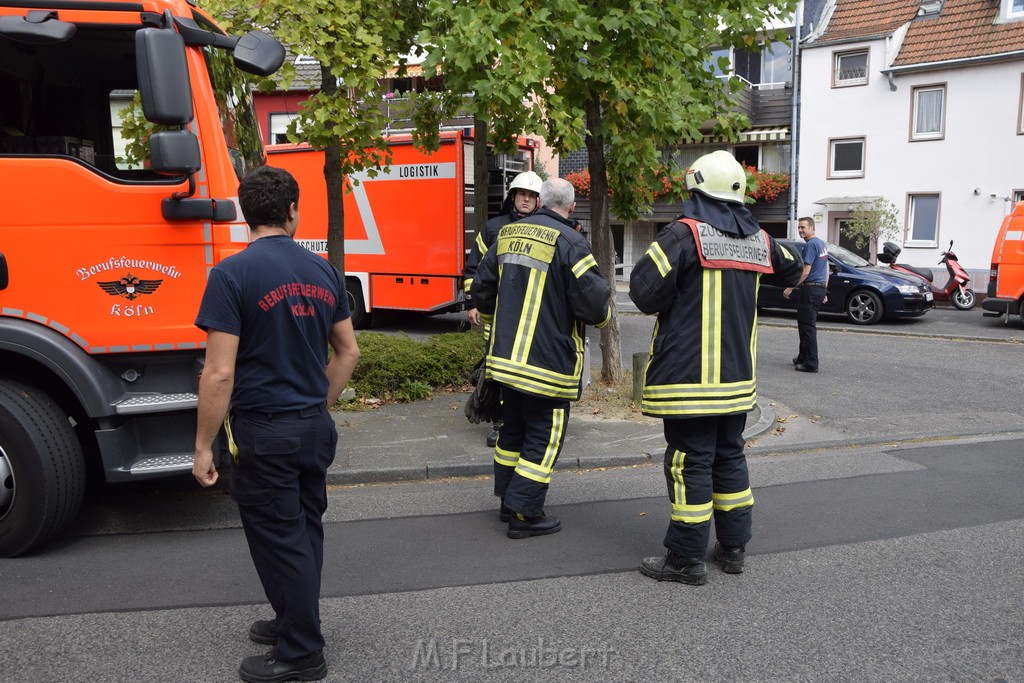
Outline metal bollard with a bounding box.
[632,352,648,403]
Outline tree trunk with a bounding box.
[584,94,623,384]
[321,64,346,277]
[473,117,489,231]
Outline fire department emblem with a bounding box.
[97,273,163,300]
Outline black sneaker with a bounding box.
[507,512,561,539]
[498,501,512,523]
[248,619,278,645]
[239,651,326,683]
[792,356,802,365]
[714,542,746,574]
[639,552,708,585]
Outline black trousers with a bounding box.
[493,388,569,518]
[796,284,827,370]
[662,414,753,558]
[228,404,337,661]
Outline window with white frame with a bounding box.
[1000,0,1024,19]
[834,50,868,87]
[907,194,940,246]
[1019,74,1024,134]
[269,113,300,145]
[829,137,865,178]
[912,85,945,140]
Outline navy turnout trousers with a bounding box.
[662,414,753,558]
[493,388,569,518]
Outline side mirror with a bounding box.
[829,262,840,274]
[148,130,201,175]
[136,28,194,125]
[234,30,286,77]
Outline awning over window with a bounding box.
[813,196,882,207]
[702,126,790,143]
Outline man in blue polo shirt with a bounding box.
[193,166,360,683]
[784,216,829,373]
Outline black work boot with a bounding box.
[486,420,502,448]
[507,512,561,539]
[239,651,326,683]
[639,552,708,585]
[714,542,746,574]
[498,501,512,523]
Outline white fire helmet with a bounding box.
[684,150,746,204]
[509,171,543,195]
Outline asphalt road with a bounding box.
[2,298,1022,682]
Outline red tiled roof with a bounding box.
[892,0,1024,66]
[818,0,920,43]
[816,0,1024,66]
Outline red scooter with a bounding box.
[878,240,976,310]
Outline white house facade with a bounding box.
[796,0,1024,288]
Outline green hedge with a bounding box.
[346,331,485,403]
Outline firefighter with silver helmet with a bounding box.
[463,170,543,447]
[629,150,801,584]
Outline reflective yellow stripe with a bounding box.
[670,501,713,523]
[669,448,686,506]
[648,242,672,278]
[644,379,757,397]
[476,233,487,253]
[572,254,598,278]
[463,277,473,293]
[701,269,722,384]
[511,269,545,365]
[494,446,519,468]
[514,408,565,484]
[713,488,754,511]
[642,395,757,416]
[515,459,554,484]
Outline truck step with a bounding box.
[130,453,194,475]
[114,393,198,415]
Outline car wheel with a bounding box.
[346,279,371,330]
[846,290,884,325]
[1018,298,1024,327]
[951,288,976,311]
[0,380,85,557]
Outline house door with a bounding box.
[836,217,870,260]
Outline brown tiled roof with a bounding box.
[817,0,920,43]
[892,0,1024,66]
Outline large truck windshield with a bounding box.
[0,17,265,181]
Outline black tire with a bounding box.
[346,279,371,330]
[951,288,976,311]
[0,380,85,557]
[1019,299,1024,327]
[846,289,884,325]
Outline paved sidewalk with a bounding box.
[327,391,790,486]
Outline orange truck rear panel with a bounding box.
[270,133,469,314]
[983,201,1024,323]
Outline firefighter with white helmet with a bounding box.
[463,170,543,447]
[629,150,801,584]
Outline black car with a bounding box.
[758,241,933,325]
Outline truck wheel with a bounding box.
[951,288,976,310]
[0,380,85,557]
[346,279,372,330]
[1019,299,1024,327]
[846,290,884,325]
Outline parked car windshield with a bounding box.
[828,243,871,268]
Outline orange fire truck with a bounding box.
[0,0,283,554]
[267,131,535,328]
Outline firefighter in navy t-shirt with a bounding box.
[193,166,360,683]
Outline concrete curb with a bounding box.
[327,402,777,487]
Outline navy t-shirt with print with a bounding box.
[802,236,829,284]
[195,235,350,411]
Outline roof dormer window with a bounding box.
[916,0,943,17]
[1001,0,1024,20]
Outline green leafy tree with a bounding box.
[415,0,793,382]
[200,0,425,276]
[846,198,900,253]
